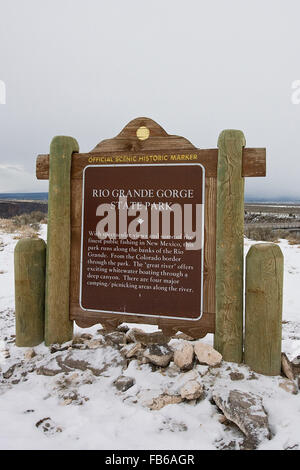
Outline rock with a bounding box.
[63,399,73,406]
[196,365,209,377]
[71,343,88,351]
[229,372,245,381]
[291,356,300,377]
[279,379,298,395]
[113,375,135,392]
[126,328,168,345]
[125,328,144,343]
[144,344,173,367]
[194,342,222,367]
[281,352,295,380]
[50,344,70,354]
[72,337,85,345]
[248,372,258,380]
[35,417,62,435]
[55,370,94,389]
[60,389,89,406]
[162,363,181,378]
[117,324,129,333]
[2,349,10,359]
[170,370,200,395]
[56,353,104,376]
[86,338,103,349]
[36,359,64,376]
[38,348,126,377]
[179,369,199,384]
[3,365,16,379]
[148,393,183,411]
[136,330,169,345]
[172,332,194,341]
[291,355,300,367]
[281,353,300,380]
[218,414,230,425]
[68,372,79,382]
[180,380,203,401]
[62,390,79,403]
[124,342,144,359]
[104,331,126,347]
[174,342,194,370]
[80,333,93,340]
[213,389,270,449]
[24,349,36,360]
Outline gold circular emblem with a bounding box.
[136,126,150,141]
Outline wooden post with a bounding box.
[45,136,79,345]
[245,243,283,375]
[214,129,245,363]
[14,238,46,346]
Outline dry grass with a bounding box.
[245,227,300,245]
[287,237,300,246]
[0,211,47,239]
[244,227,280,242]
[12,227,40,240]
[11,211,47,227]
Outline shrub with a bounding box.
[245,227,300,244]
[12,211,47,228]
[244,227,279,242]
[0,211,47,235]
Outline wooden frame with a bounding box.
[36,117,266,344]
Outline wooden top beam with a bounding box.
[36,147,266,180]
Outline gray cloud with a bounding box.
[0,0,300,198]
[0,164,47,193]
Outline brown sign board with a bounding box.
[80,164,205,320]
[36,117,266,338]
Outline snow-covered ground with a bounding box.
[0,225,299,450]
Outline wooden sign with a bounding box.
[80,163,205,320]
[36,117,266,344]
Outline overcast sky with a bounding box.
[0,0,300,199]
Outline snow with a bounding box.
[0,225,300,450]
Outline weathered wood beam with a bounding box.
[45,135,79,345]
[36,148,266,180]
[245,243,283,375]
[214,129,245,363]
[14,238,46,347]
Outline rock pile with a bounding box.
[3,324,300,449]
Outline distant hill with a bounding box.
[0,192,48,201]
[0,200,48,218]
[245,197,300,204]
